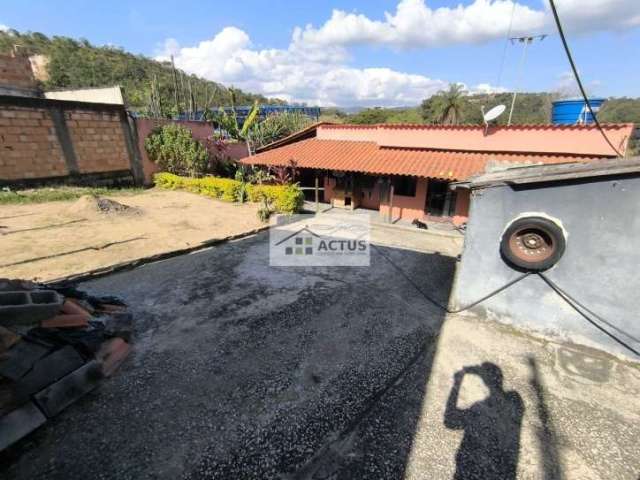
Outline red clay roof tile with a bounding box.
[241,138,601,181]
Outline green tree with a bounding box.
[247,111,313,149]
[386,108,424,124]
[144,124,208,177]
[599,98,640,124]
[421,84,468,124]
[0,30,283,113]
[349,107,391,124]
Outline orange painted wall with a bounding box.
[452,189,470,225]
[379,178,428,222]
[322,174,470,223]
[323,176,335,201]
[358,180,382,209]
[317,123,633,157]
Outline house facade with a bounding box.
[241,123,633,224]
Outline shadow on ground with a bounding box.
[444,362,524,480]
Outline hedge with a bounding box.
[154,172,304,214]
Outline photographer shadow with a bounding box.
[444,362,524,480]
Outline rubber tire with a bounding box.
[500,216,566,272]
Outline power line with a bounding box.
[495,1,517,89]
[372,244,530,313]
[538,273,640,357]
[373,244,639,358]
[548,0,623,157]
[507,35,546,126]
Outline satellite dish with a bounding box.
[483,104,506,123]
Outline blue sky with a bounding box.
[2,0,639,106]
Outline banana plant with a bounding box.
[240,100,260,139]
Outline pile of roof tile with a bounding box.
[0,279,132,451]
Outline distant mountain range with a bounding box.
[325,93,640,127]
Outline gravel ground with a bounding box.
[1,225,638,479]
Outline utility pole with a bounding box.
[171,55,179,116]
[507,35,546,126]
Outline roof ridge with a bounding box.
[320,122,634,130]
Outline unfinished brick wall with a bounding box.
[0,106,68,180]
[66,110,129,173]
[0,54,37,91]
[0,96,141,185]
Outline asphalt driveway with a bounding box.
[1,226,454,479]
[2,224,639,479]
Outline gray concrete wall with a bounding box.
[451,176,640,360]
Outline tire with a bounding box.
[500,216,566,271]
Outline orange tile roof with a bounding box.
[241,138,600,181]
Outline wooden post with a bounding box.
[388,180,394,223]
[315,175,319,214]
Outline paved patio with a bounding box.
[1,223,638,479]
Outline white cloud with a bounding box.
[471,83,508,94]
[553,70,602,98]
[0,24,9,32]
[157,27,451,107]
[156,0,637,107]
[546,0,640,32]
[296,0,545,49]
[297,0,639,49]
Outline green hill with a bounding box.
[0,30,282,114]
[339,93,640,126]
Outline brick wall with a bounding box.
[67,110,129,173]
[0,106,68,180]
[0,54,37,91]
[0,96,140,186]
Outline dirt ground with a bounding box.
[0,189,264,281]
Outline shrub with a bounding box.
[153,173,302,214]
[246,184,303,214]
[245,184,281,204]
[145,124,209,177]
[274,184,304,213]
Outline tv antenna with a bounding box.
[507,34,547,126]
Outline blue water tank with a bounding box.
[552,98,605,125]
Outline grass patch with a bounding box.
[0,186,143,205]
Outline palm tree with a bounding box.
[434,83,467,125]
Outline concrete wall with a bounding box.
[44,86,124,105]
[0,96,142,186]
[451,176,640,359]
